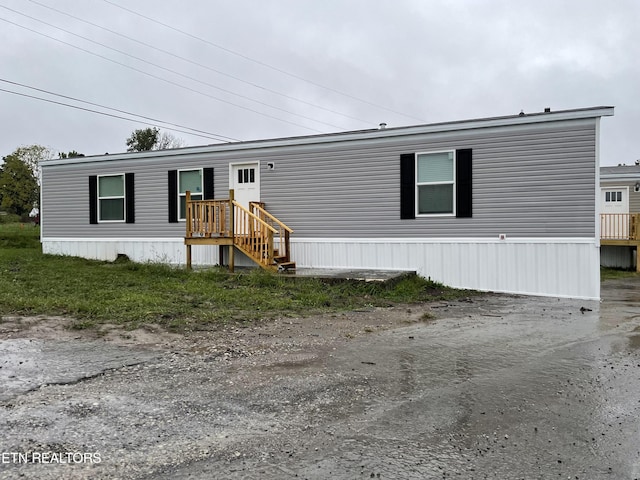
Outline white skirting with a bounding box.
[42,237,601,300]
[289,237,600,300]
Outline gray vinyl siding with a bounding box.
[261,120,596,238]
[632,191,640,213]
[41,118,597,239]
[42,157,228,238]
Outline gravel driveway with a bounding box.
[1,278,639,479]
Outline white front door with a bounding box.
[601,187,629,214]
[230,162,260,209]
[601,186,629,238]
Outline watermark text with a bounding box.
[1,451,101,464]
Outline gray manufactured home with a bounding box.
[600,164,640,270]
[40,106,614,299]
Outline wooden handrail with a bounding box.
[185,191,231,238]
[232,200,277,268]
[600,213,640,240]
[250,202,294,233]
[250,202,293,264]
[232,201,277,234]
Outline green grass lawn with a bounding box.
[0,223,469,331]
[600,267,640,281]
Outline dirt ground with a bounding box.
[1,281,639,479]
[0,300,443,354]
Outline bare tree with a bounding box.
[10,145,54,179]
[126,128,186,151]
[156,131,186,150]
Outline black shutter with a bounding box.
[203,168,214,199]
[400,153,416,219]
[89,175,97,224]
[125,173,135,223]
[456,149,472,218]
[168,170,178,223]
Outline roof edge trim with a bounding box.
[42,106,614,167]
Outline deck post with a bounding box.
[185,190,192,237]
[284,230,290,261]
[630,214,640,273]
[267,230,274,266]
[229,189,235,273]
[185,190,192,270]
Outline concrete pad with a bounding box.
[280,268,416,283]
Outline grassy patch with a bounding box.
[0,213,22,224]
[601,267,640,280]
[0,223,473,331]
[421,311,436,321]
[0,222,40,249]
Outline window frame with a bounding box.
[237,166,256,184]
[97,173,126,223]
[605,191,623,203]
[178,168,203,221]
[415,150,456,217]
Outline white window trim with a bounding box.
[178,168,203,222]
[97,173,126,223]
[415,150,456,217]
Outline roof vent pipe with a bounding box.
[379,122,387,130]
[544,107,551,113]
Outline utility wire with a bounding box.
[0,87,232,142]
[0,78,240,142]
[26,0,373,126]
[0,15,327,134]
[102,0,426,123]
[0,5,344,131]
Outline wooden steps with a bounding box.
[185,190,294,272]
[274,256,296,271]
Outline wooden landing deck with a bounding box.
[600,239,640,247]
[184,236,233,246]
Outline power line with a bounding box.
[102,0,426,123]
[0,87,234,142]
[0,15,327,134]
[0,5,345,132]
[26,0,373,126]
[0,78,239,142]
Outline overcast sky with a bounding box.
[0,0,638,166]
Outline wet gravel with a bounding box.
[1,279,640,479]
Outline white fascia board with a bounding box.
[41,237,599,244]
[41,237,184,242]
[42,106,615,168]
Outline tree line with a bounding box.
[0,128,184,218]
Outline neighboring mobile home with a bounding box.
[600,164,640,270]
[40,106,614,300]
